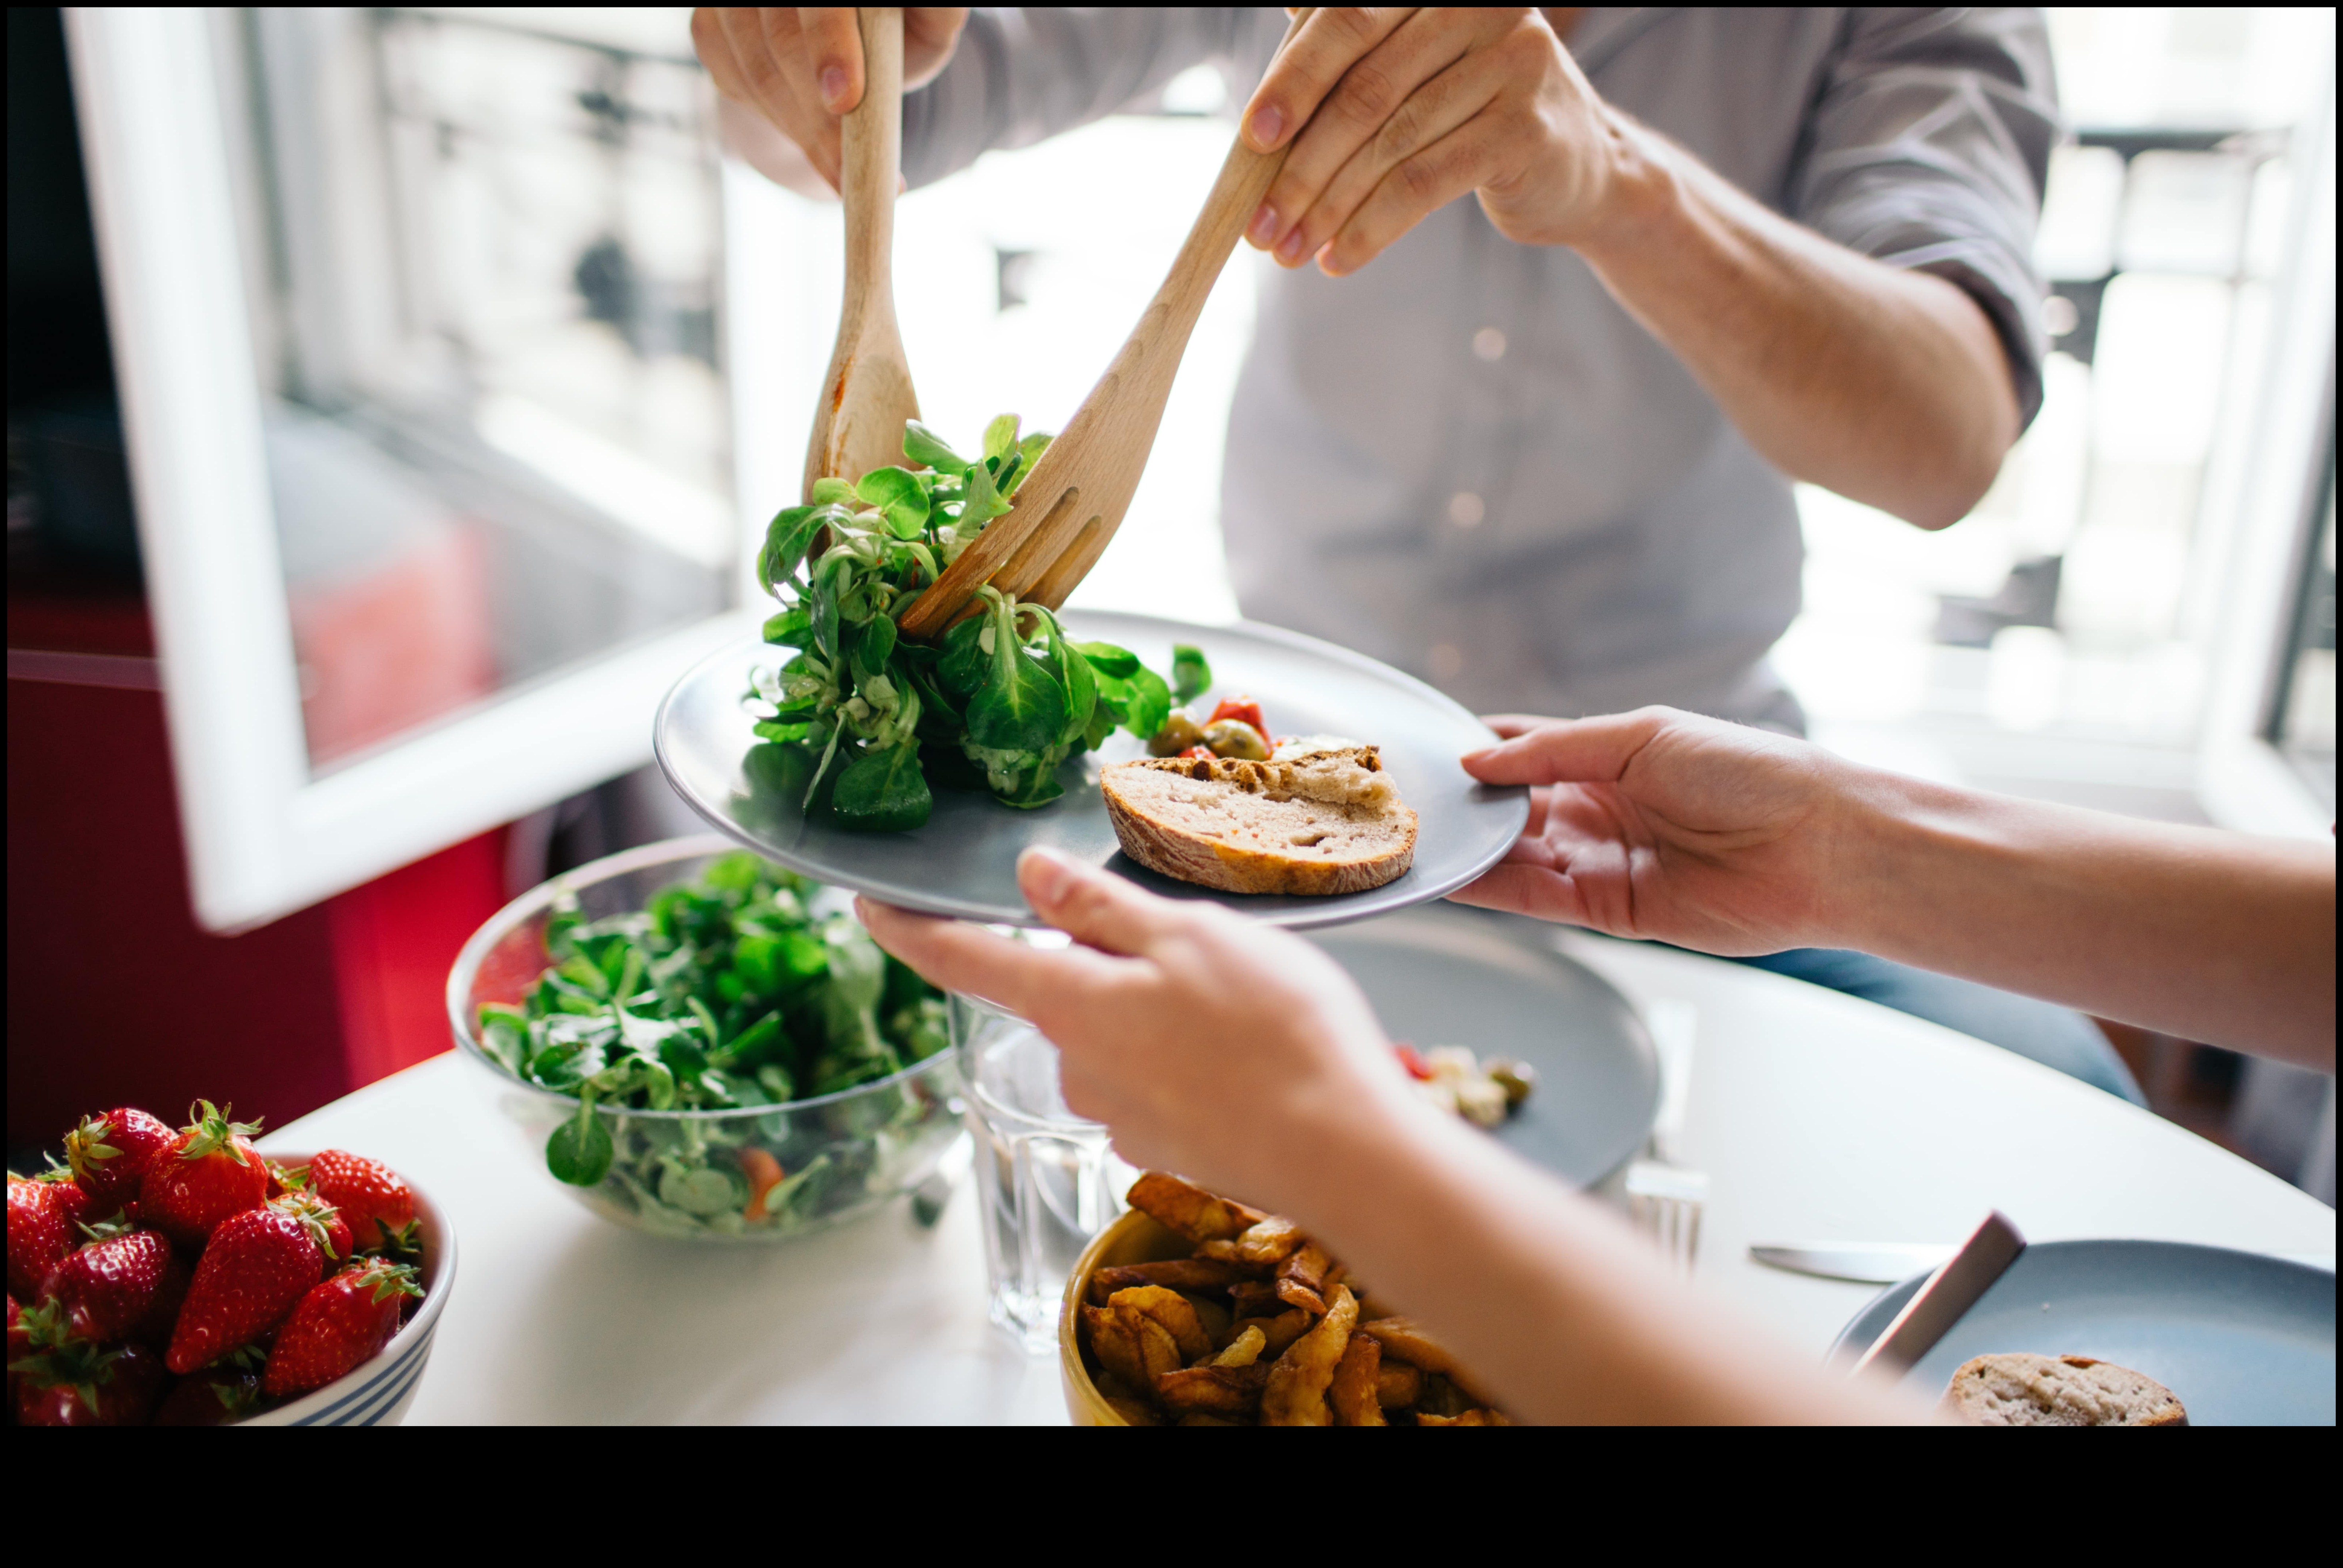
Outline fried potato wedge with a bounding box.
[1359,1317,1500,1408]
[1261,1283,1359,1427]
[1082,1302,1151,1394]
[1234,1214,1304,1264]
[1155,1362,1272,1416]
[1329,1332,1385,1427]
[1274,1242,1332,1315]
[1108,1285,1214,1365]
[1123,1310,1186,1382]
[1375,1362,1422,1409]
[1250,1308,1314,1359]
[1228,1279,1282,1318]
[1415,1408,1509,1426]
[1087,1258,1255,1305]
[1210,1325,1267,1368]
[1126,1172,1263,1243]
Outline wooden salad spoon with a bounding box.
[896,9,1313,638]
[804,7,918,498]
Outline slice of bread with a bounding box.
[1938,1353,2187,1426]
[1101,746,1417,896]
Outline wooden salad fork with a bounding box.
[804,7,918,498]
[896,9,1313,638]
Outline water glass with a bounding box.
[954,994,1134,1351]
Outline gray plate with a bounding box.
[1829,1240,2337,1425]
[654,612,1529,928]
[1309,904,1660,1188]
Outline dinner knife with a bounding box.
[1850,1210,2026,1376]
[1749,1242,1956,1284]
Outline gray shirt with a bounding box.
[903,8,2057,728]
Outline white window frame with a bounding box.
[65,8,813,930]
[2197,67,2336,842]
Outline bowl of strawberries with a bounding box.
[7,1100,456,1426]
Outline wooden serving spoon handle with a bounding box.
[804,7,919,499]
[897,10,1313,637]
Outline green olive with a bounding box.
[1201,719,1270,761]
[1486,1059,1537,1107]
[1147,711,1206,756]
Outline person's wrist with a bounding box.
[1825,759,1943,956]
[1558,106,1682,259]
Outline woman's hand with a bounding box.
[691,7,969,189]
[1240,8,1637,276]
[857,848,1418,1203]
[1453,708,1869,955]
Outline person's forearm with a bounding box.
[1836,775,2337,1069]
[1572,118,2018,530]
[1281,1089,1919,1424]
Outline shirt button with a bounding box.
[1447,491,1485,528]
[1472,327,1507,362]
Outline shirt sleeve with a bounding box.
[901,8,1277,190]
[1790,8,2059,426]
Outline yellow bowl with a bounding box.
[1059,1209,1193,1426]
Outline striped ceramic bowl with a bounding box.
[235,1153,458,1426]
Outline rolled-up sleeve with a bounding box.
[1791,8,2059,425]
[902,7,1269,189]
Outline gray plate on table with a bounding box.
[1309,903,1660,1188]
[1829,1240,2336,1425]
[655,611,1528,929]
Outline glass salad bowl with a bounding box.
[446,836,966,1242]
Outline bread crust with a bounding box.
[1101,748,1417,896]
[1938,1352,2188,1426]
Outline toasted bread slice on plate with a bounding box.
[1938,1353,2187,1426]
[1100,745,1418,896]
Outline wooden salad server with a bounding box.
[804,7,918,498]
[896,9,1313,638]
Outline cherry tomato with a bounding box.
[1393,1043,1435,1081]
[1207,697,1270,749]
[1180,745,1215,761]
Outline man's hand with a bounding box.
[691,7,969,189]
[857,848,1417,1202]
[1240,9,1630,276]
[1452,708,1866,955]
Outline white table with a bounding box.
[268,934,2335,1424]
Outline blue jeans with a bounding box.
[1726,948,2147,1106]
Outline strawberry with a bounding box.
[64,1106,174,1209]
[5,1295,24,1408]
[15,1331,165,1426]
[166,1206,322,1373]
[152,1353,264,1426]
[270,1188,352,1274]
[305,1149,416,1252]
[35,1166,102,1233]
[7,1175,73,1302]
[139,1100,268,1247]
[261,1258,421,1397]
[37,1227,180,1343]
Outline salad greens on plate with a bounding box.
[748,415,1207,831]
[477,852,956,1237]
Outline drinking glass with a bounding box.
[955,993,1135,1351]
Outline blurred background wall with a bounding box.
[9,7,2333,1197]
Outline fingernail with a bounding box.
[819,64,849,108]
[1276,228,1306,264]
[1248,104,1283,148]
[1018,845,1075,907]
[1247,202,1279,246]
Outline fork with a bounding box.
[894,10,1313,638]
[1626,999,1707,1273]
[803,7,920,497]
